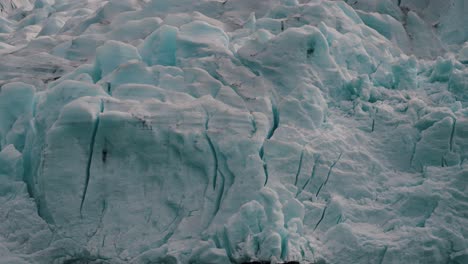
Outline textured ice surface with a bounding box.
[0,0,467,263]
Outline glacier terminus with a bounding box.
[0,0,467,263]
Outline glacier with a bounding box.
[0,0,467,263]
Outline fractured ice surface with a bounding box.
[0,0,467,263]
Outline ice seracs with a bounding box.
[0,0,467,263]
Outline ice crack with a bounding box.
[296,154,320,198]
[316,152,342,197]
[80,99,104,216]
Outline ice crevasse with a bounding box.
[0,0,467,263]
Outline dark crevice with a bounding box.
[259,145,265,160]
[204,116,218,190]
[370,61,383,77]
[43,76,61,84]
[267,98,280,140]
[260,98,279,186]
[316,152,342,197]
[325,152,342,185]
[203,112,228,228]
[208,169,225,228]
[101,149,107,163]
[101,139,108,163]
[294,150,304,186]
[296,154,320,197]
[212,69,250,105]
[314,205,327,231]
[409,140,418,168]
[378,246,388,264]
[106,82,112,96]
[157,211,182,248]
[280,232,288,260]
[206,132,218,189]
[307,47,315,58]
[336,214,342,225]
[249,112,257,137]
[263,162,269,186]
[80,99,104,216]
[221,153,236,191]
[449,118,456,151]
[87,199,107,240]
[62,256,111,264]
[441,156,448,167]
[371,108,378,132]
[222,226,235,262]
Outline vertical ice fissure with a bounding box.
[409,132,422,169]
[208,169,226,228]
[80,99,104,216]
[249,112,257,137]
[371,107,378,132]
[449,118,456,152]
[87,199,107,240]
[378,246,388,264]
[294,150,305,186]
[313,205,327,231]
[336,214,342,224]
[222,226,235,263]
[260,99,280,186]
[296,154,320,197]
[263,162,269,186]
[202,110,230,229]
[316,152,342,197]
[151,206,184,248]
[204,115,218,190]
[268,98,280,140]
[106,82,112,96]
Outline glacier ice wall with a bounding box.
[0,0,467,263]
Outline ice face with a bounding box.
[0,0,467,263]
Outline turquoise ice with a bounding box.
[0,0,467,263]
